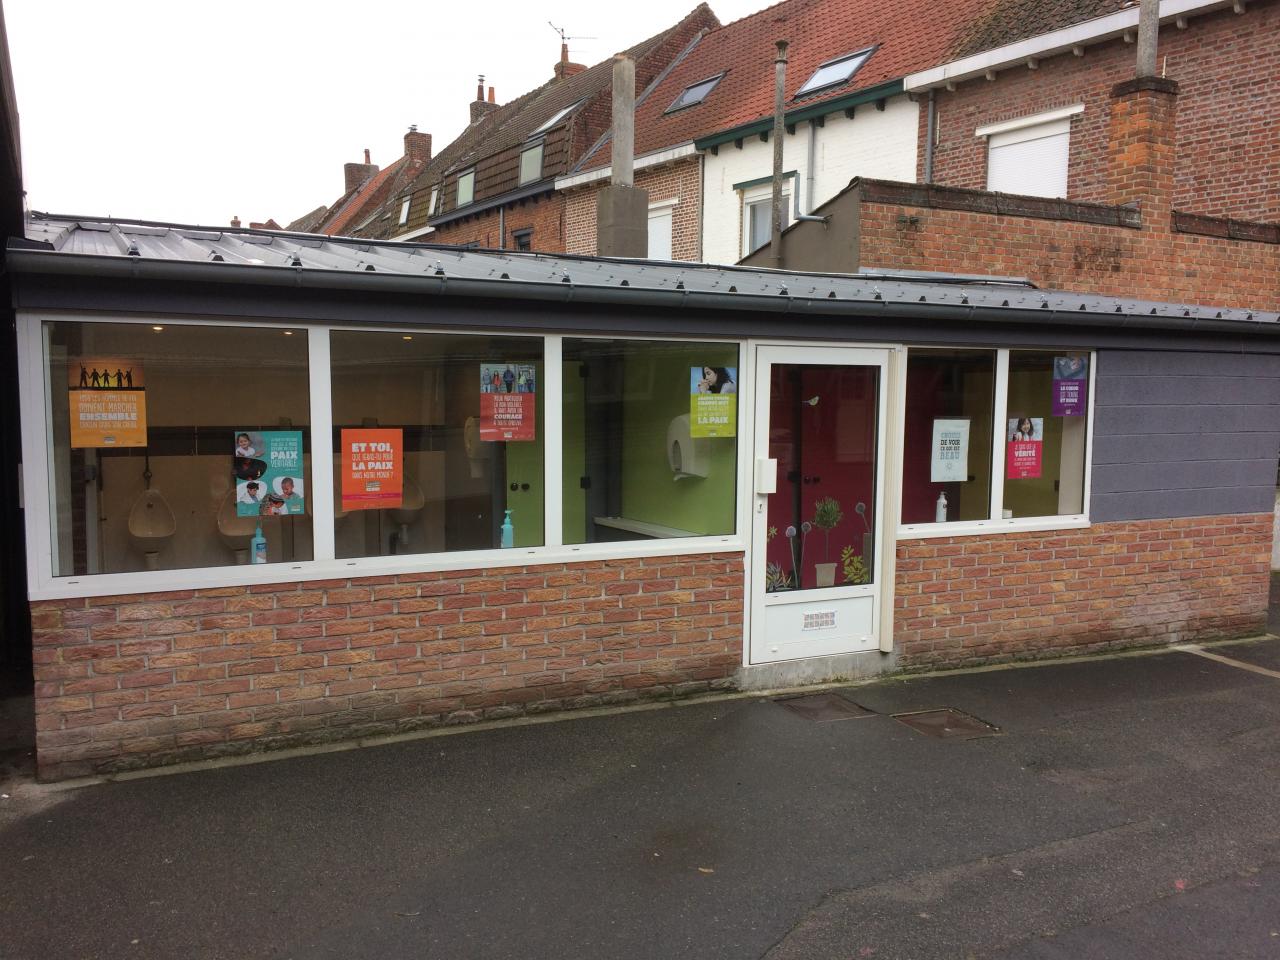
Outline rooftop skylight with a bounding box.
[665,73,725,113]
[794,47,875,98]
[530,100,584,138]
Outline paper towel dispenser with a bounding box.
[666,414,710,480]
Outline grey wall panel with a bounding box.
[1091,349,1280,521]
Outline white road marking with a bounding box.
[1172,644,1280,680]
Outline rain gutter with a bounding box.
[7,249,1277,337]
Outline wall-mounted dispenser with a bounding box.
[666,414,710,481]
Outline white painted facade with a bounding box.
[700,94,920,266]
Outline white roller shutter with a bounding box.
[647,206,674,260]
[985,117,1071,198]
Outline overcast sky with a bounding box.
[6,0,764,228]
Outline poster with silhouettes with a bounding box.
[234,430,305,516]
[341,428,403,511]
[68,358,147,448]
[479,363,536,441]
[1052,355,1088,416]
[1006,417,1043,479]
[690,365,737,438]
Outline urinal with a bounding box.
[389,477,426,552]
[128,488,176,570]
[216,488,258,564]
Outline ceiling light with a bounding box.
[152,325,164,331]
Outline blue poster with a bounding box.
[234,430,305,517]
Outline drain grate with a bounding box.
[893,708,999,739]
[776,693,876,722]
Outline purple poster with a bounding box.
[1052,355,1088,416]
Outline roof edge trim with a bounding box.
[694,79,904,150]
[906,0,1234,91]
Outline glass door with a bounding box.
[749,345,888,664]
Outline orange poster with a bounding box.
[67,358,147,448]
[341,428,402,511]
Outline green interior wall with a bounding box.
[502,362,545,547]
[617,347,738,536]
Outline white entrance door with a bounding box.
[749,345,889,664]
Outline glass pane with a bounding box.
[519,145,543,185]
[45,320,312,575]
[796,50,872,96]
[746,196,789,254]
[331,330,544,558]
[764,364,878,592]
[901,350,996,524]
[456,172,474,207]
[1003,351,1090,518]
[562,339,738,544]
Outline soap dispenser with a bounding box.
[500,509,514,548]
[935,492,948,524]
[251,524,268,564]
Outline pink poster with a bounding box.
[1006,417,1043,479]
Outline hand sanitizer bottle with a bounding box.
[935,492,948,524]
[251,524,268,564]
[500,509,514,549]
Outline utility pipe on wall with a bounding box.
[923,89,937,183]
[770,39,788,267]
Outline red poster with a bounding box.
[341,428,403,510]
[479,392,535,441]
[1006,439,1043,479]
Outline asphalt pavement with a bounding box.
[1,637,1278,960]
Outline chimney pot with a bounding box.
[363,148,370,164]
[488,85,496,103]
[476,74,485,102]
[231,216,241,228]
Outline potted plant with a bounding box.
[811,497,843,587]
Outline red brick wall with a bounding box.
[895,514,1271,668]
[430,193,567,252]
[30,553,744,781]
[856,193,1279,309]
[564,159,703,260]
[923,1,1280,221]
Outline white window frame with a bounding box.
[455,170,475,208]
[518,143,544,186]
[398,196,411,225]
[896,346,1095,540]
[428,187,439,217]
[17,311,748,600]
[741,183,791,258]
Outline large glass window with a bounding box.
[744,190,790,256]
[1003,351,1089,518]
[44,320,313,574]
[455,170,475,208]
[518,144,543,186]
[330,330,544,558]
[562,339,738,544]
[901,350,995,524]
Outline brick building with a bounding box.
[9,214,1280,781]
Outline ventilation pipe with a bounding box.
[1137,0,1160,76]
[770,40,788,268]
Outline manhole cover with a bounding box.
[893,708,999,739]
[776,693,876,722]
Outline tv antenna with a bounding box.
[549,21,596,54]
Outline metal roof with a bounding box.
[9,213,1278,333]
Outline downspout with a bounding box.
[791,120,827,223]
[923,88,936,183]
[499,205,505,250]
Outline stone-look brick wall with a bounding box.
[895,514,1271,668]
[430,192,567,252]
[922,1,1280,222]
[30,553,744,781]
[564,159,703,260]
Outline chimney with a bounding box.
[554,42,587,80]
[344,150,379,194]
[595,55,649,258]
[471,74,500,123]
[230,216,241,228]
[1107,0,1177,219]
[404,124,432,164]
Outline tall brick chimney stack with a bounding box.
[470,74,501,123]
[1106,0,1177,221]
[343,150,379,194]
[554,42,586,80]
[404,125,432,164]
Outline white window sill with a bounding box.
[897,515,1090,540]
[29,536,746,601]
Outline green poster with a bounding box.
[690,365,737,438]
[234,430,305,517]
